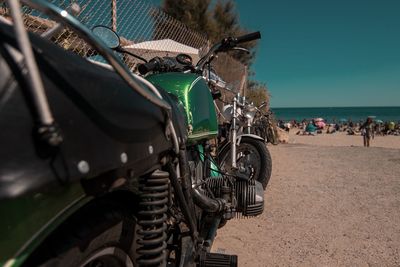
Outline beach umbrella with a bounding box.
[339,118,347,123]
[314,118,324,122]
[368,115,376,119]
[375,119,383,124]
[315,121,326,128]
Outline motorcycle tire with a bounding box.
[219,137,272,190]
[24,199,140,267]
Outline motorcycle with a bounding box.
[136,37,273,190]
[251,102,279,146]
[0,1,264,266]
[215,91,273,190]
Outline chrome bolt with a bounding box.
[148,145,154,154]
[77,160,90,174]
[120,152,128,163]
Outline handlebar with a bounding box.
[196,31,261,71]
[138,56,194,75]
[219,31,261,52]
[140,31,261,75]
[236,31,261,44]
[138,58,160,75]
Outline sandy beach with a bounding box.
[213,130,400,266]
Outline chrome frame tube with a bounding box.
[7,0,54,125]
[41,3,81,39]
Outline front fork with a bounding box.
[230,96,253,169]
[230,98,237,169]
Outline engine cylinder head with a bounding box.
[204,177,264,217]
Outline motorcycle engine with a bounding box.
[204,177,264,217]
[188,153,263,219]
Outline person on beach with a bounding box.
[360,117,373,147]
[305,121,317,135]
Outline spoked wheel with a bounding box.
[219,137,272,189]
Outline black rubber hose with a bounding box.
[191,188,225,213]
[178,148,225,213]
[166,163,197,238]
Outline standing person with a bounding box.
[360,117,373,147]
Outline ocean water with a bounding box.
[271,106,400,123]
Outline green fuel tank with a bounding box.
[146,73,218,142]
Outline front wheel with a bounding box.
[219,137,272,189]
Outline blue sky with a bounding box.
[234,0,400,107]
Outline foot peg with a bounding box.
[199,252,238,267]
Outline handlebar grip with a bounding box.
[138,59,159,75]
[236,31,261,44]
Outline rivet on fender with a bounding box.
[77,160,90,174]
[120,152,128,163]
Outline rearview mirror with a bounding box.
[92,25,120,49]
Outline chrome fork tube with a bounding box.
[231,97,237,169]
[246,119,252,134]
[7,0,54,126]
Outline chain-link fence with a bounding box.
[0,0,247,93]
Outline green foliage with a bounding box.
[211,0,239,40]
[162,0,212,34]
[162,0,257,66]
[246,80,270,108]
[211,0,256,65]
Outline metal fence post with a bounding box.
[111,0,117,31]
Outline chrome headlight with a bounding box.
[222,104,233,123]
[243,105,256,120]
[244,110,256,120]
